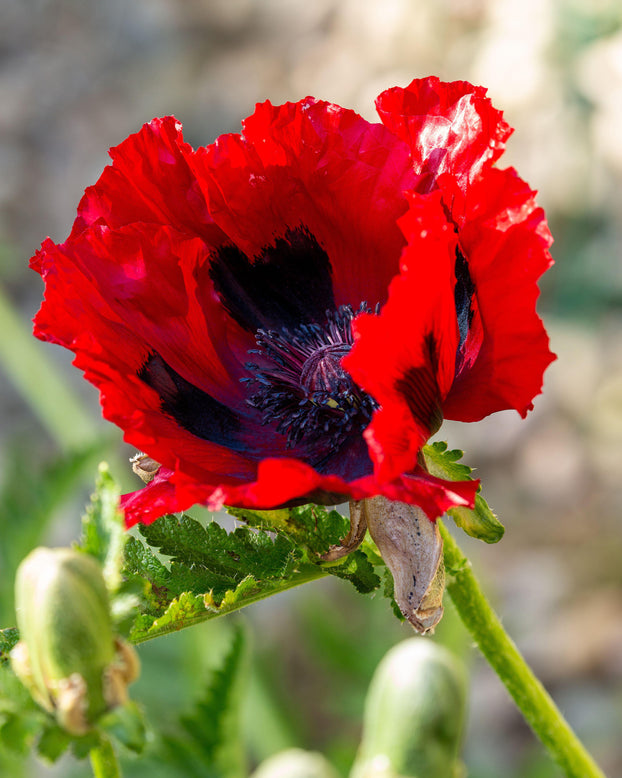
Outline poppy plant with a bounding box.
[31,77,554,532]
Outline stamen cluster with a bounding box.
[244,304,378,451]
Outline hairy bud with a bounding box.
[11,547,139,735]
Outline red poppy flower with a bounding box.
[31,77,554,528]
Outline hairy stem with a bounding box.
[440,521,607,778]
[89,737,122,778]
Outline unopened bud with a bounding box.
[351,639,467,778]
[251,748,341,778]
[11,547,139,735]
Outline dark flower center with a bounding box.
[243,304,378,452]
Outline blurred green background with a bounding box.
[2,0,622,775]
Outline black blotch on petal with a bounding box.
[395,334,443,435]
[138,353,246,451]
[209,226,336,333]
[454,247,475,348]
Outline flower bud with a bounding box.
[250,748,341,778]
[351,639,467,778]
[11,547,139,735]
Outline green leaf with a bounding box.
[125,514,313,617]
[129,570,325,644]
[381,567,404,622]
[98,701,146,754]
[0,713,40,756]
[69,730,101,760]
[0,439,104,623]
[125,507,384,641]
[323,550,380,595]
[153,625,248,778]
[423,442,505,543]
[140,515,300,583]
[227,504,350,556]
[78,462,126,592]
[0,661,45,760]
[448,495,504,545]
[36,725,71,763]
[0,629,19,665]
[0,657,39,717]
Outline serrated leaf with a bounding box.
[126,508,384,641]
[79,463,126,590]
[129,573,306,643]
[153,626,248,778]
[134,591,208,641]
[140,515,300,583]
[228,505,385,597]
[423,441,504,543]
[423,441,473,481]
[180,625,247,777]
[226,503,350,556]
[127,514,318,624]
[204,576,263,614]
[323,550,380,594]
[124,535,171,590]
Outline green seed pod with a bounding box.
[250,748,341,778]
[11,547,137,735]
[351,638,467,778]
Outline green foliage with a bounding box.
[0,657,96,767]
[99,702,146,755]
[78,463,143,635]
[148,625,248,778]
[0,660,42,753]
[126,506,383,643]
[0,629,18,664]
[79,462,126,592]
[423,442,505,543]
[0,459,484,775]
[227,504,382,593]
[0,465,146,770]
[139,514,300,583]
[227,503,349,554]
[0,285,100,452]
[0,439,104,622]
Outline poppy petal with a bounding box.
[121,456,478,527]
[376,76,512,193]
[71,116,226,245]
[343,191,460,482]
[193,98,416,315]
[443,168,555,421]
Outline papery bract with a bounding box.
[31,77,554,527]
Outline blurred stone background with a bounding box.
[1,0,622,776]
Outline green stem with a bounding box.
[439,521,607,778]
[89,737,122,778]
